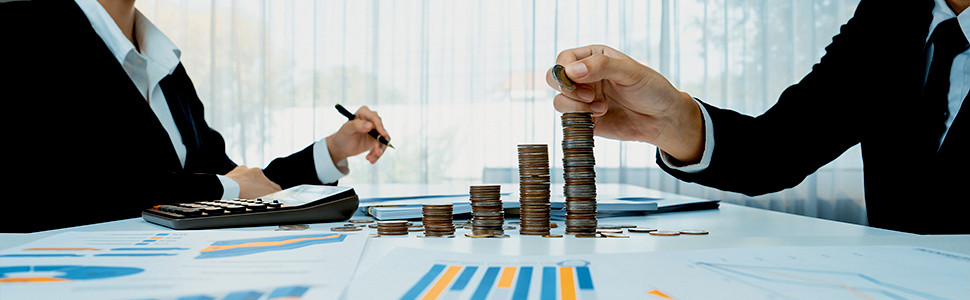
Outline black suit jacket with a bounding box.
[1,0,327,232]
[659,0,968,234]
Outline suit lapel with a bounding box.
[55,0,186,171]
[938,93,967,157]
[159,68,202,170]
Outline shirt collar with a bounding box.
[929,0,970,44]
[74,0,181,75]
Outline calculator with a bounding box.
[142,185,359,230]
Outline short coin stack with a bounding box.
[467,185,505,237]
[422,204,456,237]
[561,112,598,235]
[376,220,409,236]
[517,144,552,235]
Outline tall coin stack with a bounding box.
[561,112,598,234]
[422,204,456,237]
[467,185,505,237]
[517,144,552,235]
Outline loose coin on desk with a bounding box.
[680,229,710,235]
[649,230,681,236]
[627,227,658,233]
[331,225,362,232]
[276,224,309,231]
[600,232,630,238]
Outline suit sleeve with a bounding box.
[657,0,888,196]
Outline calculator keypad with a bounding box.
[153,198,284,218]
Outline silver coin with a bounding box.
[679,229,709,235]
[600,232,630,238]
[330,226,362,232]
[627,227,658,233]
[276,224,309,231]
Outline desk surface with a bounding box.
[3,184,968,263]
[2,184,968,300]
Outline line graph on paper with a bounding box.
[682,247,967,300]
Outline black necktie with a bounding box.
[924,18,969,146]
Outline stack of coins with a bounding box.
[517,144,551,235]
[422,204,456,236]
[467,185,505,237]
[561,112,598,235]
[376,220,409,236]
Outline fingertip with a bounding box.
[590,101,608,114]
[576,87,595,102]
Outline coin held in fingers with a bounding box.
[553,64,577,92]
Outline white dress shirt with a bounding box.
[75,0,348,199]
[662,0,970,172]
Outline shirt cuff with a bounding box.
[313,139,349,184]
[658,98,715,173]
[217,174,240,200]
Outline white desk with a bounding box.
[3,184,968,273]
[3,183,969,300]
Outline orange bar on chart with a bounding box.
[421,266,462,300]
[497,267,517,288]
[647,289,675,299]
[559,267,577,300]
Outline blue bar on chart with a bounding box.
[470,266,501,300]
[511,267,533,300]
[402,262,596,300]
[541,266,557,300]
[222,290,263,300]
[267,285,309,300]
[401,264,447,300]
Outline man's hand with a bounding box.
[326,105,389,164]
[225,165,282,199]
[547,44,705,164]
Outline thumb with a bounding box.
[565,51,645,87]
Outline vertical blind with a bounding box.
[137,0,866,225]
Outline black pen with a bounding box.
[335,104,394,149]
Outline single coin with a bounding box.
[330,226,362,232]
[649,230,681,236]
[574,233,602,238]
[552,64,576,92]
[680,229,709,235]
[596,229,623,234]
[276,224,309,231]
[465,233,495,238]
[600,232,630,238]
[627,227,658,233]
[348,219,374,224]
[542,234,563,238]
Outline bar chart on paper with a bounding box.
[401,260,596,300]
